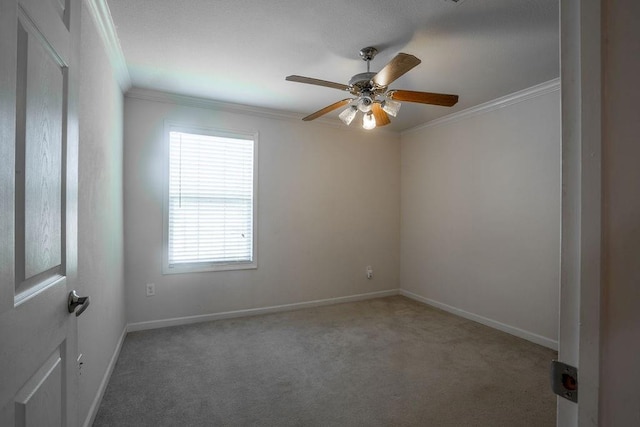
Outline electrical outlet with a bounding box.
[366,266,373,279]
[146,283,155,296]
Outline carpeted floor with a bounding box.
[93,296,556,426]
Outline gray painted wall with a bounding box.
[400,89,561,346]
[77,5,125,425]
[123,97,401,325]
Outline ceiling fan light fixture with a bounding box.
[362,112,376,130]
[357,96,373,113]
[286,47,459,129]
[382,99,401,117]
[339,105,358,125]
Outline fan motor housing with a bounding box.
[348,72,376,90]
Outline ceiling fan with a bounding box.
[286,47,459,129]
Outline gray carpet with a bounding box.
[93,296,556,426]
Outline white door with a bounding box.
[0,0,83,425]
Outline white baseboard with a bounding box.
[127,289,400,332]
[82,325,127,427]
[399,289,558,350]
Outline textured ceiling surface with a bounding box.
[107,0,559,132]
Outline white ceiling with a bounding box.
[106,0,559,132]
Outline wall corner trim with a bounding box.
[127,289,400,332]
[84,0,132,91]
[399,289,558,350]
[82,325,128,427]
[402,78,561,135]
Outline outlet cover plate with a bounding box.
[146,283,155,296]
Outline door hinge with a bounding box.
[551,360,578,403]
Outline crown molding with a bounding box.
[125,87,398,135]
[126,87,304,122]
[85,0,131,91]
[402,78,560,136]
[127,79,559,136]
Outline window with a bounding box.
[163,124,257,274]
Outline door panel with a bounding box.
[0,0,81,425]
[15,348,63,427]
[17,11,65,294]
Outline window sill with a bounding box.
[162,261,257,275]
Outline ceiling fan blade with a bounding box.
[388,90,459,107]
[372,103,391,126]
[286,75,350,91]
[302,99,352,121]
[372,53,421,87]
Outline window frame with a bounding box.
[162,122,258,275]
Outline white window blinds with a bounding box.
[167,130,254,269]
